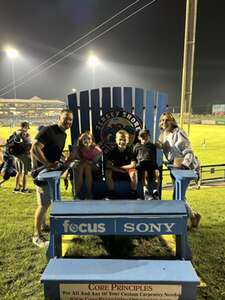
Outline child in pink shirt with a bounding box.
[71,131,102,199]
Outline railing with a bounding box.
[199,163,225,184]
[163,163,225,188]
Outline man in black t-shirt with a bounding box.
[31,109,73,248]
[133,129,160,200]
[105,130,137,199]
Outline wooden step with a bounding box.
[41,258,199,300]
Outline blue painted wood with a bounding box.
[123,87,132,112]
[67,93,80,145]
[47,200,189,259]
[112,87,122,108]
[51,200,187,216]
[42,259,199,283]
[90,89,100,132]
[155,92,168,167]
[145,90,155,142]
[41,259,199,300]
[80,90,90,132]
[37,171,61,202]
[53,216,185,236]
[102,87,111,114]
[134,88,144,120]
[67,87,170,197]
[171,169,197,201]
[155,92,168,140]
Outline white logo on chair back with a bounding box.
[95,109,142,154]
[62,220,106,233]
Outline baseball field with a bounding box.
[0,123,225,300]
[1,124,225,165]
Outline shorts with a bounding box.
[136,160,155,171]
[15,154,31,174]
[112,168,136,181]
[136,161,158,180]
[36,184,51,207]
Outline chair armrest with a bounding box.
[171,169,197,181]
[38,170,62,202]
[37,170,62,182]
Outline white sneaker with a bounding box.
[153,189,160,200]
[144,193,154,200]
[32,235,49,248]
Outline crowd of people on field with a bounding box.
[0,109,201,248]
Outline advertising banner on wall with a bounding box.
[212,104,225,115]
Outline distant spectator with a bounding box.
[6,121,32,193]
[0,148,16,186]
[37,125,45,132]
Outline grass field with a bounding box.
[0,177,225,300]
[0,124,225,299]
[1,124,225,165]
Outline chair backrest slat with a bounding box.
[112,87,122,108]
[80,91,90,132]
[155,92,168,140]
[155,91,168,167]
[123,87,132,112]
[91,89,101,133]
[102,87,111,115]
[67,93,80,145]
[134,88,144,121]
[145,90,155,142]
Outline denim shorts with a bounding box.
[36,184,51,207]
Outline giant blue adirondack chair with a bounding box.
[38,86,196,201]
[67,86,168,199]
[41,87,200,300]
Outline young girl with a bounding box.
[71,131,102,199]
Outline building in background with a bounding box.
[0,96,66,126]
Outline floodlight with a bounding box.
[5,47,19,59]
[87,55,99,67]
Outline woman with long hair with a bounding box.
[157,112,201,229]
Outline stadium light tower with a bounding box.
[87,54,100,88]
[5,46,19,99]
[180,0,198,135]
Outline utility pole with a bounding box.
[180,0,198,135]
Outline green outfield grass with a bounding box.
[0,123,225,299]
[0,178,224,300]
[1,124,225,165]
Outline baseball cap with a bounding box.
[21,121,30,129]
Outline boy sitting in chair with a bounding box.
[105,129,137,199]
[133,129,160,200]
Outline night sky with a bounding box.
[0,0,225,113]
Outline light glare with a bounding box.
[88,55,99,67]
[5,47,19,59]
